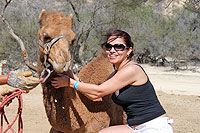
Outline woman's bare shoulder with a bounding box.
[124,62,140,73]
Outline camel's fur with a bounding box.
[38,10,125,133]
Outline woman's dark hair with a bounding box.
[105,29,134,59]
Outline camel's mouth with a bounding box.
[44,56,71,83]
[40,58,72,83]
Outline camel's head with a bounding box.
[38,10,75,74]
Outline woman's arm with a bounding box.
[52,66,136,100]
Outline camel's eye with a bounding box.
[43,36,52,43]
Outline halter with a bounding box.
[39,35,63,83]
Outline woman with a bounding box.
[51,29,173,133]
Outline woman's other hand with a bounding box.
[51,74,70,89]
[7,71,40,90]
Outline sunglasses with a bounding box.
[102,43,129,51]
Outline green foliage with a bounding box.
[125,4,200,62]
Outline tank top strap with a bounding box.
[134,64,149,79]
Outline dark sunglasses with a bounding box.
[102,43,129,51]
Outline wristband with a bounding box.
[73,81,79,90]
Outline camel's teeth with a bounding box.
[54,99,57,103]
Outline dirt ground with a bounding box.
[1,64,200,133]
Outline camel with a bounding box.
[37,10,125,133]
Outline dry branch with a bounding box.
[165,0,175,9]
[0,0,37,71]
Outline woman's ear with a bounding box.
[127,47,133,56]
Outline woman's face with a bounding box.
[105,36,132,65]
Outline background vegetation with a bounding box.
[0,0,200,70]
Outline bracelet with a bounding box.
[73,81,79,90]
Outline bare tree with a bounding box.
[0,0,37,71]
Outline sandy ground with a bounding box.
[142,64,200,133]
[1,64,200,133]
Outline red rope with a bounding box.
[0,89,26,133]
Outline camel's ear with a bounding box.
[66,14,75,42]
[39,9,47,27]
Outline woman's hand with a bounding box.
[7,71,40,90]
[51,74,70,89]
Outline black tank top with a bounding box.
[112,65,166,126]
